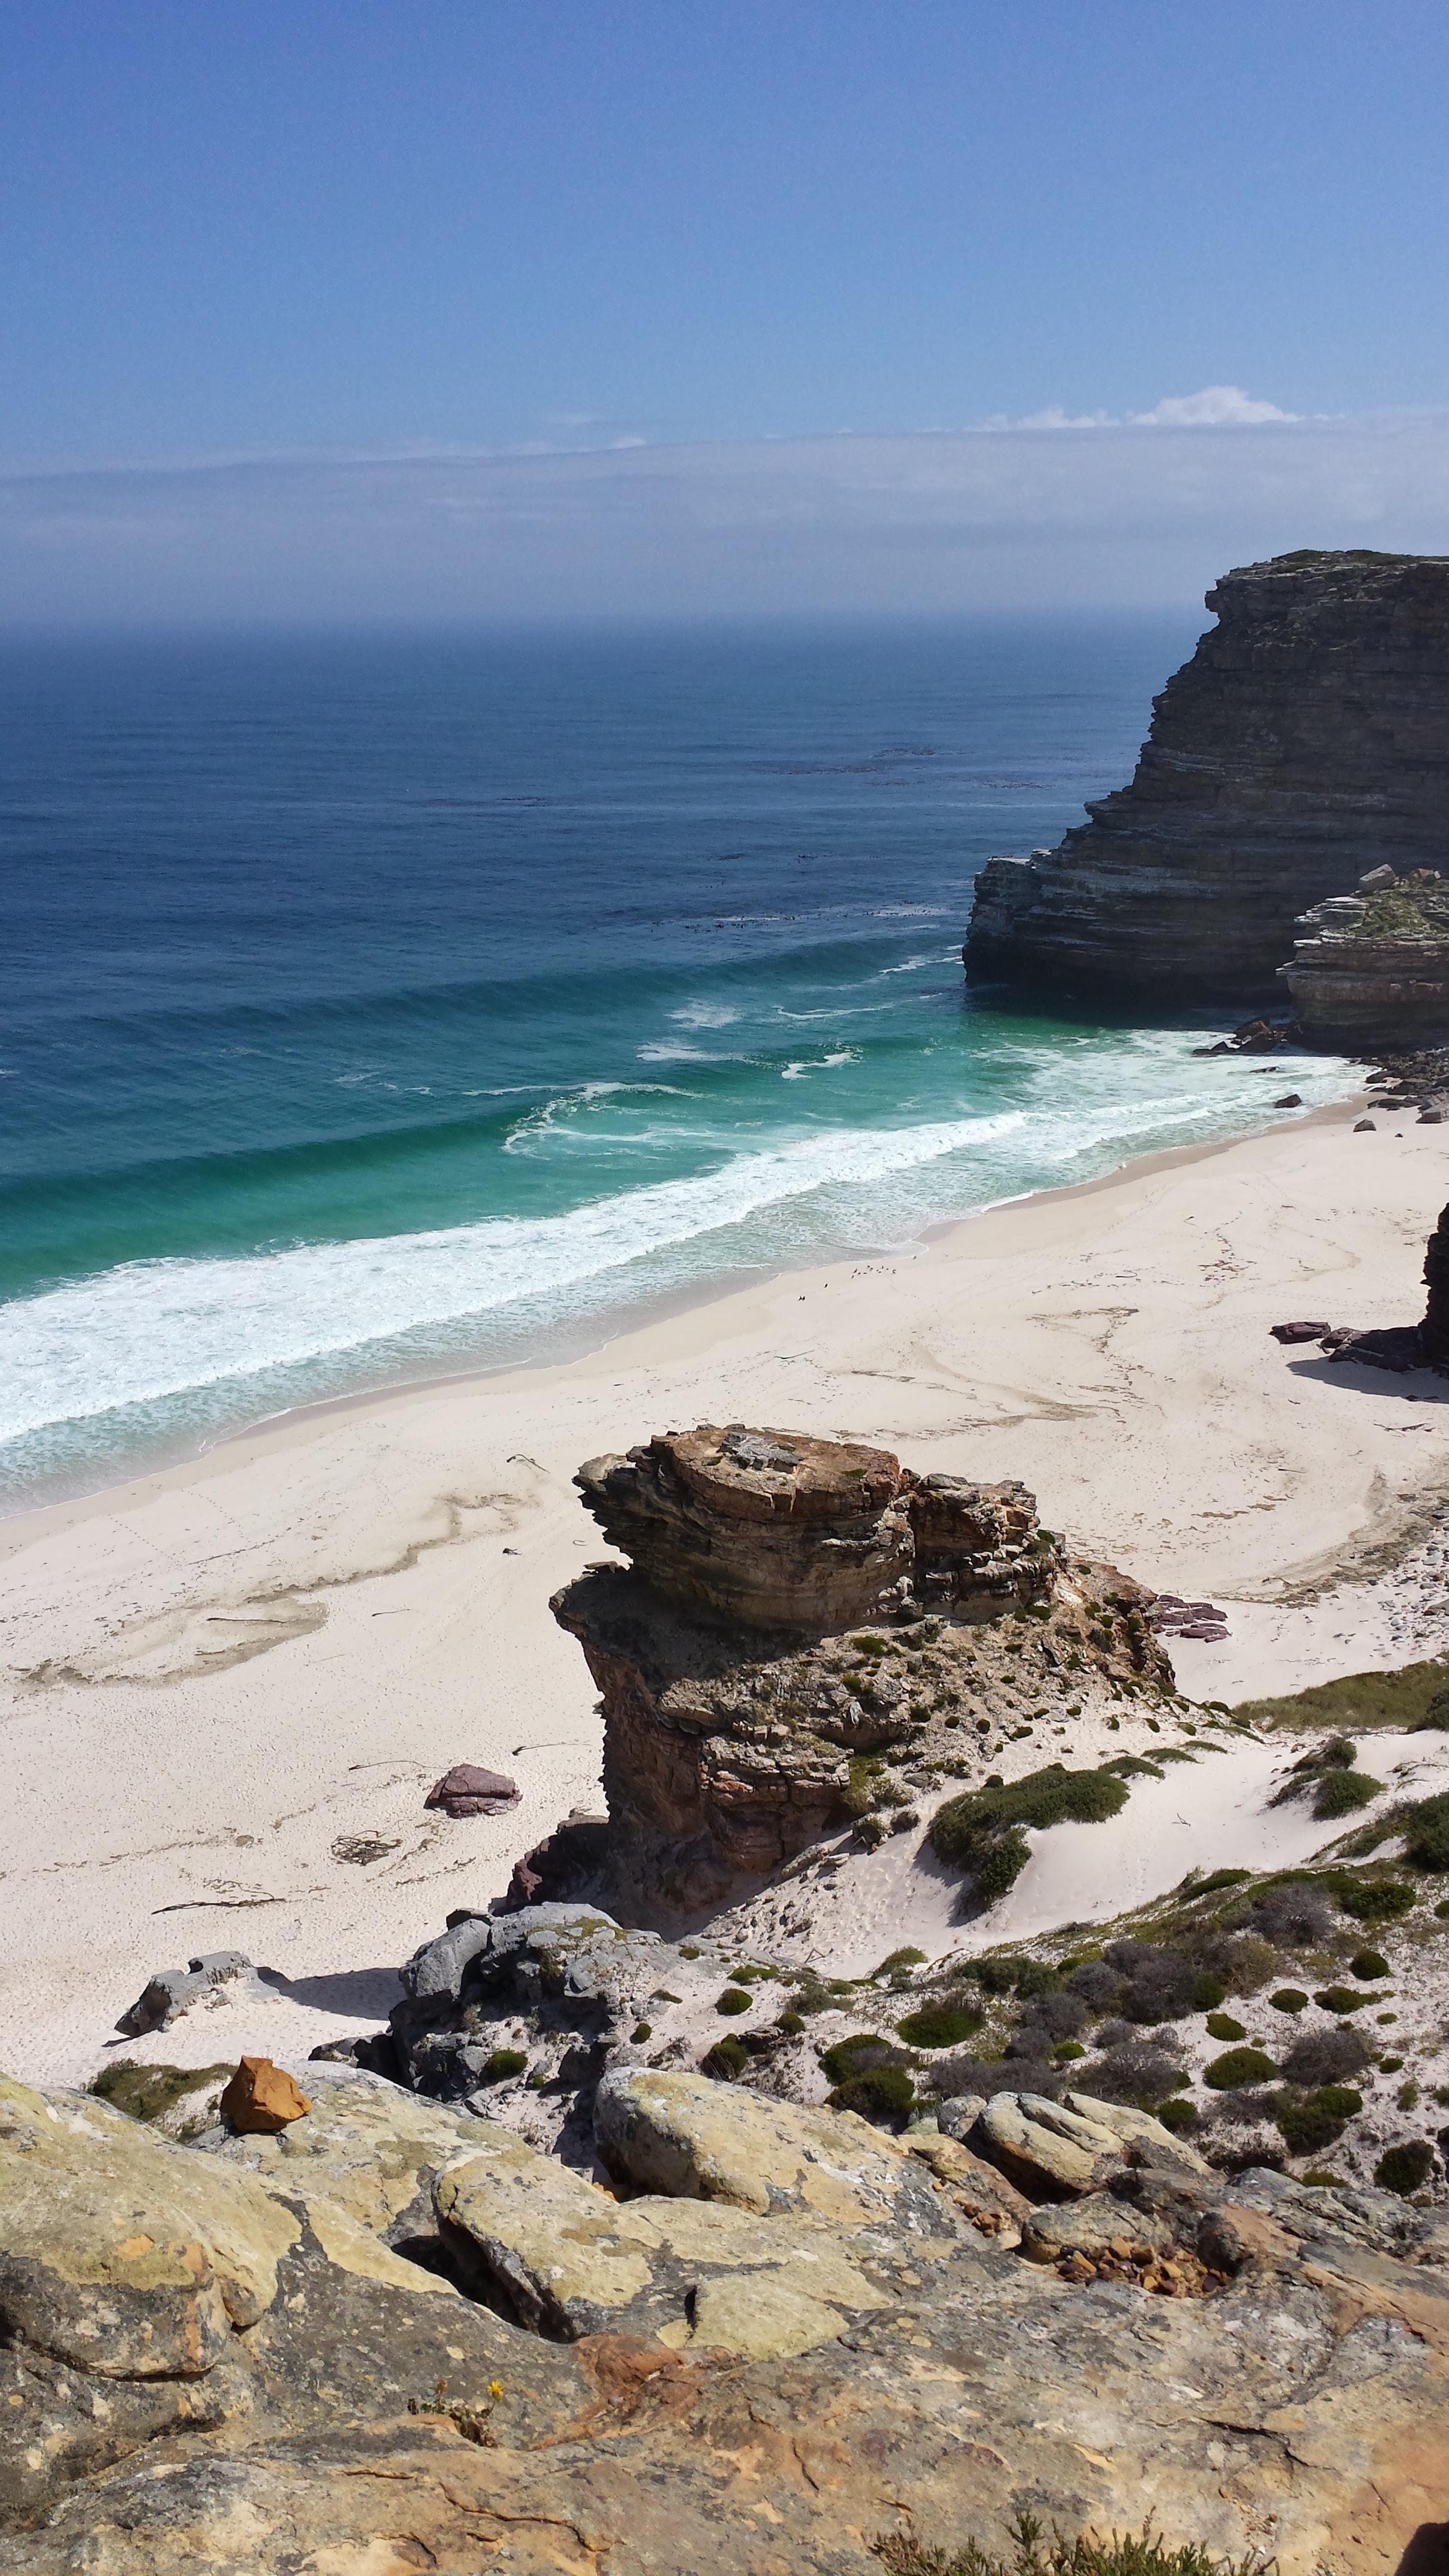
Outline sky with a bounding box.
[3,1,1448,623]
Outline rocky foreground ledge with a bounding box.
[965,549,1449,1008]
[2,2057,1447,2570]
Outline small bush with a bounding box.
[1082,2041,1188,2106]
[874,1946,927,1977]
[1340,1878,1416,1923]
[1274,2085,1363,2154]
[1054,2040,1086,2062]
[1192,1868,1253,1896]
[715,1987,752,2016]
[1349,1949,1390,1981]
[1189,1971,1226,2009]
[1155,2096,1199,2134]
[1374,2138,1435,2197]
[1014,1989,1087,2044]
[1066,1959,1123,2010]
[818,2031,902,2086]
[1281,2025,1370,2086]
[775,2009,806,2036]
[1314,1986,1367,2016]
[897,2003,984,2050]
[874,2504,1269,2576]
[480,2049,527,2084]
[1205,2011,1247,2042]
[1403,1790,1449,1870]
[1270,1988,1309,2014]
[930,1765,1128,1898]
[1204,2046,1277,2090]
[828,2063,915,2126]
[702,2036,748,2079]
[1313,1768,1382,1820]
[630,2022,652,2043]
[1249,1885,1333,1946]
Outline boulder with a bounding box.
[0,2070,300,2376]
[115,1949,273,2037]
[968,2089,1208,2203]
[198,2071,497,2244]
[593,2067,947,2232]
[434,2120,890,2354]
[424,1764,520,1818]
[218,2057,311,2135]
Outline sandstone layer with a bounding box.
[1280,862,1449,1045]
[964,549,1449,1004]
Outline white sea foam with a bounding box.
[670,1000,741,1029]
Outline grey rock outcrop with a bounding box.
[116,1950,273,2037]
[7,2062,1448,2572]
[1280,864,1449,1045]
[965,550,1449,1004]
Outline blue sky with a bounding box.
[4,2,1449,618]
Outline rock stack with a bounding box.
[1423,1200,1449,1365]
[1279,865,1449,1046]
[964,550,1449,1005]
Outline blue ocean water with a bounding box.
[0,618,1352,1504]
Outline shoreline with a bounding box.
[0,1089,1360,1541]
[7,1085,1449,2091]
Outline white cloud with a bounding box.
[1,407,1443,623]
[1128,384,1299,427]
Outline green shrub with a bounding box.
[87,2061,233,2126]
[874,1946,927,1977]
[1269,1988,1309,2014]
[1339,1878,1416,1922]
[702,2036,748,2080]
[1155,2096,1199,2134]
[897,2003,985,2049]
[1349,1949,1390,1981]
[874,2503,1272,2576]
[819,2031,899,2086]
[1403,1790,1449,1870]
[1204,2046,1277,2089]
[1274,2086,1362,2154]
[715,1988,752,2016]
[1437,1898,1449,1919]
[828,2063,915,2126]
[1314,1986,1367,2015]
[1204,2011,1247,2042]
[775,2009,806,2036]
[630,2022,652,2043]
[1230,1657,1449,1736]
[1374,2138,1435,2196]
[1312,1769,1382,1820]
[930,1765,1128,1898]
[1191,1868,1253,1896]
[480,2049,527,2084]
[1189,1972,1226,2009]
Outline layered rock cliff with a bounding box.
[1280,862,1449,1044]
[965,549,1449,1004]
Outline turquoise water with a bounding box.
[0,618,1353,1502]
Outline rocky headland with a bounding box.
[964,549,1449,1007]
[1281,863,1449,1047]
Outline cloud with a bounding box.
[1,406,1444,625]
[1127,384,1299,427]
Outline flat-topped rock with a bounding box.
[1280,866,1449,1045]
[965,550,1449,1005]
[593,2066,948,2232]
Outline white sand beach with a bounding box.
[6,1093,1449,2089]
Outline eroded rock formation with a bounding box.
[1280,863,1449,1045]
[965,549,1449,1004]
[545,1425,1166,1913]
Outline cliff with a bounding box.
[965,549,1449,1005]
[1280,862,1449,1045]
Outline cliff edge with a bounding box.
[964,549,1449,1005]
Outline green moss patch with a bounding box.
[87,2061,234,2126]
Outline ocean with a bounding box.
[0,616,1354,1505]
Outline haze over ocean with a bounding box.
[1,613,1355,1503]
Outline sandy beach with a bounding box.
[7,1091,1449,2091]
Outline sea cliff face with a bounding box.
[965,550,1449,1005]
[1280,863,1449,1045]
